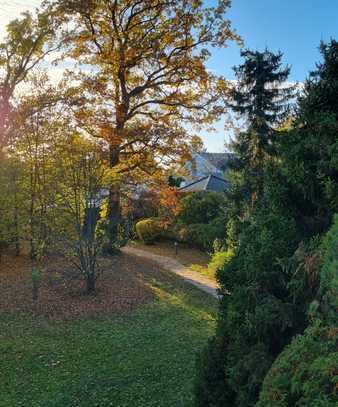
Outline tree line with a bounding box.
[195,41,338,406]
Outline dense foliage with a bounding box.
[196,41,338,406]
[45,0,238,248]
[257,216,338,406]
[229,49,295,203]
[257,322,337,407]
[178,192,226,225]
[135,218,161,245]
[173,192,228,251]
[0,0,238,263]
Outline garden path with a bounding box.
[121,246,220,298]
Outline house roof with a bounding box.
[198,152,233,171]
[179,174,229,193]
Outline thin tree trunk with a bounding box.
[107,145,121,251]
[14,204,20,256]
[13,172,20,256]
[86,272,96,294]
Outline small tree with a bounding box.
[54,135,107,294]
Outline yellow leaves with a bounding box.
[190,135,204,155]
[216,77,231,95]
[102,165,122,186]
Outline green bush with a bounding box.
[162,191,229,251]
[161,220,226,251]
[209,249,233,277]
[257,322,338,407]
[195,205,304,406]
[195,336,232,407]
[212,238,227,253]
[178,191,226,225]
[135,218,161,244]
[192,249,234,280]
[319,214,338,324]
[185,221,226,251]
[257,215,338,406]
[195,212,336,407]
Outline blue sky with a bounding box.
[201,0,338,152]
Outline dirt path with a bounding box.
[121,246,220,298]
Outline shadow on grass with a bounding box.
[0,252,218,407]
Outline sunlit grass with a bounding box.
[0,269,217,407]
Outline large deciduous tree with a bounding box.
[49,0,239,250]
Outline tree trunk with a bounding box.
[32,280,39,301]
[107,146,121,251]
[86,273,96,294]
[0,99,9,152]
[13,183,20,256]
[82,207,100,240]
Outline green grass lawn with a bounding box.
[0,263,217,407]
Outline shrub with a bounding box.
[257,215,338,407]
[319,214,338,323]
[195,336,233,407]
[209,249,233,277]
[212,238,227,253]
[161,221,226,251]
[257,322,338,407]
[135,218,161,244]
[185,221,226,251]
[161,191,229,251]
[192,249,234,280]
[178,191,226,225]
[195,205,302,406]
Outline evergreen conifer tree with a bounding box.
[229,49,295,202]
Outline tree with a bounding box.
[53,135,107,294]
[229,49,295,203]
[48,0,239,250]
[5,72,74,259]
[195,40,338,407]
[0,155,24,259]
[257,215,338,407]
[278,40,338,235]
[0,10,58,152]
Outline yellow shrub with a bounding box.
[135,218,161,244]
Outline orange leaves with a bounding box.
[158,186,182,220]
[100,124,120,145]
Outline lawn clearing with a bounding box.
[129,240,216,280]
[129,240,210,268]
[0,253,217,407]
